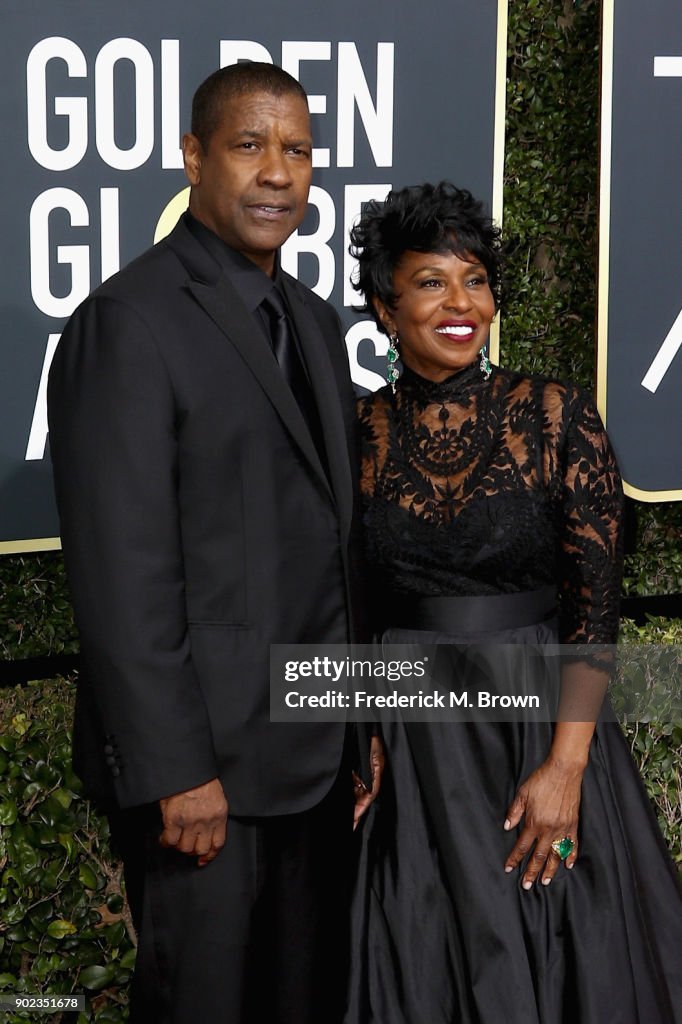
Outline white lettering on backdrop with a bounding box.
[24,35,396,458]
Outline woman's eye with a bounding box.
[420,278,443,288]
[467,276,488,287]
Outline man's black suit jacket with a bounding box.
[48,216,362,817]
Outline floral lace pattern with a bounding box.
[358,362,624,645]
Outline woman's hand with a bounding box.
[503,756,583,888]
[353,735,385,830]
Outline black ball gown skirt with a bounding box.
[346,601,682,1024]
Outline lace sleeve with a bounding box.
[556,387,624,646]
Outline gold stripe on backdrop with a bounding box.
[0,537,61,555]
[489,0,509,365]
[596,0,614,428]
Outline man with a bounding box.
[48,63,381,1023]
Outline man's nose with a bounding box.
[257,147,293,188]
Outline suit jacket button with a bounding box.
[105,755,117,766]
[111,766,121,777]
[103,744,115,755]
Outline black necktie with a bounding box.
[263,288,307,395]
[262,288,328,468]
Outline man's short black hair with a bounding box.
[349,181,503,333]
[191,62,309,150]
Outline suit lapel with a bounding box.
[281,276,354,544]
[165,220,333,500]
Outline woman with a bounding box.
[346,182,681,1024]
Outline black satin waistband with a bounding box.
[388,586,557,634]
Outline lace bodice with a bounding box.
[358,361,624,644]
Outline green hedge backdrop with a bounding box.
[1,1,681,1020]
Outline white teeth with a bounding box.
[436,326,474,336]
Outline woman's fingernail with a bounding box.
[522,880,533,891]
[503,819,511,831]
[504,865,513,873]
[542,877,551,886]
[567,861,574,869]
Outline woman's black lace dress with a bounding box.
[347,363,681,1024]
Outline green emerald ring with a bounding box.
[551,836,575,860]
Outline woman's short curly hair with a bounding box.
[349,181,502,333]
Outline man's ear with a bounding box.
[182,133,203,186]
[372,297,395,337]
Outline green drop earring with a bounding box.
[387,332,400,393]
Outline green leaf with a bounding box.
[95,1007,128,1023]
[119,947,137,970]
[58,833,76,859]
[2,903,25,925]
[53,787,73,809]
[78,963,116,991]
[105,921,126,947]
[21,781,43,801]
[11,713,30,736]
[78,863,98,890]
[28,901,53,925]
[47,918,77,939]
[10,840,41,872]
[0,801,18,826]
[106,893,124,914]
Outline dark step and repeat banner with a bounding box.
[599,0,682,501]
[0,1,508,552]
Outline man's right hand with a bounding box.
[159,777,228,867]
